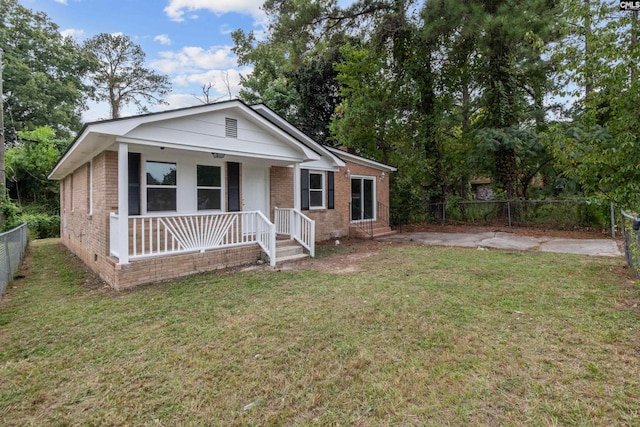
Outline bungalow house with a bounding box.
[49,100,396,289]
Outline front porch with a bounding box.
[109,208,315,267]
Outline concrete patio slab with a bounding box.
[379,231,622,257]
[539,238,622,257]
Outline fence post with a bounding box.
[442,202,446,225]
[4,236,11,285]
[507,201,512,227]
[610,202,615,239]
[20,224,25,258]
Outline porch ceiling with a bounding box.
[110,141,307,168]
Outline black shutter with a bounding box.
[301,168,309,211]
[128,152,141,215]
[227,162,240,212]
[327,171,335,209]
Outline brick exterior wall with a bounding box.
[269,161,391,241]
[60,151,120,286]
[302,161,390,241]
[60,152,392,289]
[270,166,294,214]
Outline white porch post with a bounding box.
[118,142,129,264]
[293,163,301,211]
[293,163,301,239]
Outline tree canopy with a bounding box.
[0,0,93,141]
[233,0,640,216]
[83,33,172,119]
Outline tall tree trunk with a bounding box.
[584,0,593,97]
[632,10,638,83]
[0,47,5,204]
[461,80,471,132]
[495,146,517,199]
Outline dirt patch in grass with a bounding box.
[278,238,398,274]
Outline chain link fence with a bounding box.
[410,199,614,233]
[1,223,28,299]
[621,211,640,278]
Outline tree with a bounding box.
[232,30,343,143]
[6,126,69,213]
[0,0,93,139]
[468,0,561,198]
[0,0,93,218]
[545,2,640,208]
[232,0,392,143]
[84,33,171,119]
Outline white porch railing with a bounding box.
[274,207,315,257]
[109,211,276,266]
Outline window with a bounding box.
[146,161,177,212]
[309,171,325,209]
[197,165,222,210]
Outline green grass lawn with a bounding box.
[1,239,639,426]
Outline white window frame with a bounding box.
[309,170,326,210]
[196,164,223,211]
[350,175,377,222]
[144,160,178,213]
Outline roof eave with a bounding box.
[326,147,397,172]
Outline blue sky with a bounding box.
[18,0,268,121]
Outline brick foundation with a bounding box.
[109,244,262,290]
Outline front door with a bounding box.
[351,177,375,221]
[242,165,270,235]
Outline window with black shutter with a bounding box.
[227,162,240,211]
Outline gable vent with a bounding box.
[225,117,238,138]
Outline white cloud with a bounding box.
[164,0,265,22]
[173,67,249,92]
[150,46,238,74]
[60,28,85,40]
[163,93,205,109]
[54,0,68,4]
[154,34,172,45]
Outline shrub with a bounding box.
[20,213,60,239]
[1,197,22,232]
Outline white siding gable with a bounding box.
[123,111,309,162]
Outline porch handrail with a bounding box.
[274,207,315,257]
[349,202,374,238]
[293,209,315,257]
[274,207,292,237]
[377,201,390,226]
[110,211,276,265]
[255,210,276,266]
